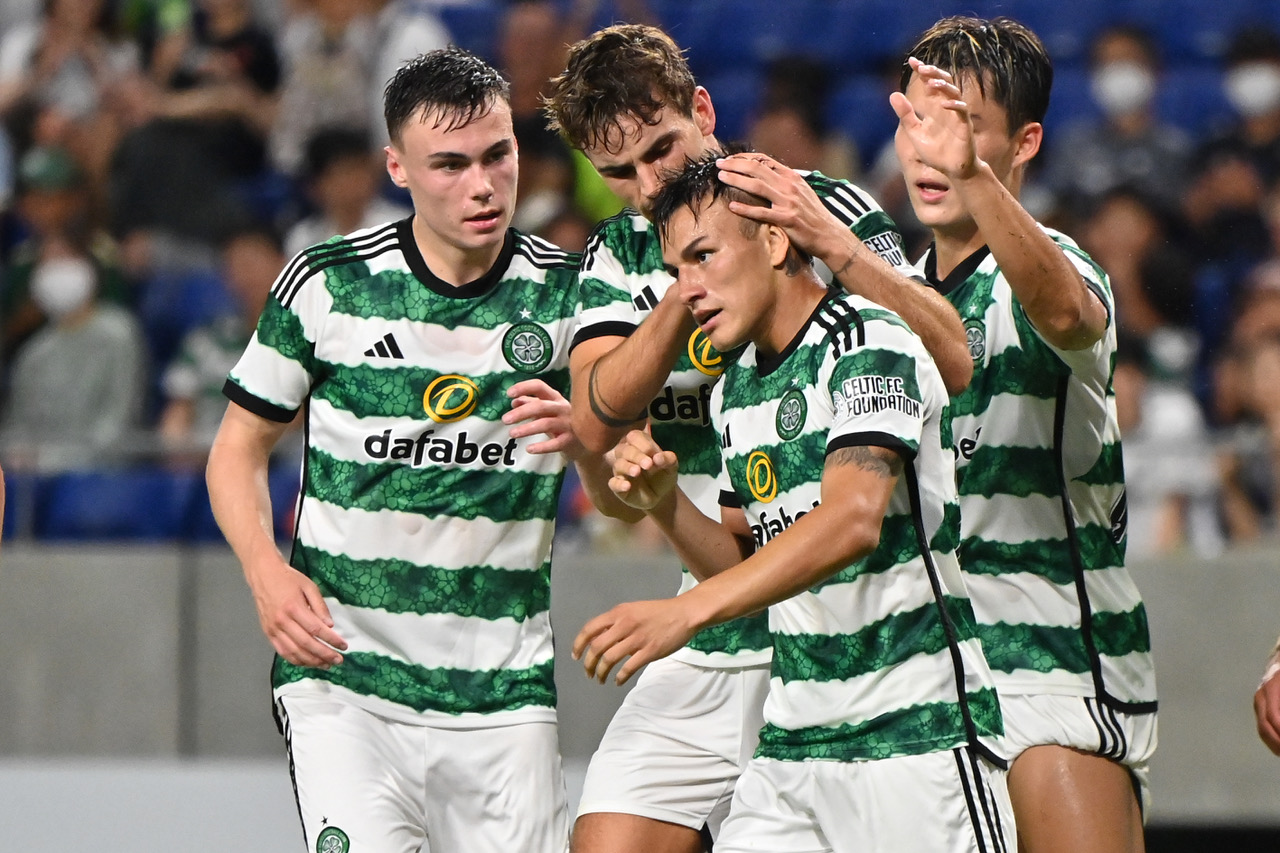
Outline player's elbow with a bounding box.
[1037,307,1105,351]
[939,352,973,396]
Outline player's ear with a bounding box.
[1011,121,1042,169]
[386,145,409,188]
[765,223,790,270]
[692,86,716,138]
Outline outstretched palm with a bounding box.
[890,57,980,182]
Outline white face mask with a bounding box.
[1226,62,1280,118]
[30,257,96,320]
[1091,61,1156,117]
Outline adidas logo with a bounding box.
[364,333,404,359]
[633,285,659,312]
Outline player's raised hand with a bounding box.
[716,152,841,259]
[890,56,981,182]
[1256,653,1280,755]
[504,378,584,458]
[573,598,699,685]
[246,554,347,669]
[609,429,678,510]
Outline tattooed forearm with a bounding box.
[826,445,904,479]
[587,358,650,428]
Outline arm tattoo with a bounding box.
[587,358,650,429]
[827,444,904,479]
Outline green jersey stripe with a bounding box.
[771,595,980,684]
[960,522,1122,586]
[756,687,1003,762]
[959,445,1060,499]
[977,606,1151,676]
[274,654,556,716]
[297,544,550,619]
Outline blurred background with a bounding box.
[0,0,1279,849]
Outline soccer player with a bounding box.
[206,48,597,853]
[542,25,972,853]
[577,153,1013,853]
[1254,641,1280,754]
[891,16,1158,853]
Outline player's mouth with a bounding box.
[915,179,950,203]
[694,308,722,331]
[465,209,504,230]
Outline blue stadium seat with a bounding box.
[1042,66,1099,134]
[185,458,300,543]
[1001,0,1110,66]
[35,468,201,541]
[1157,66,1231,138]
[1147,0,1269,66]
[703,69,764,143]
[825,74,899,172]
[438,1,502,63]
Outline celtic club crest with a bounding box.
[776,389,807,440]
[964,319,986,363]
[503,323,554,372]
[316,827,350,853]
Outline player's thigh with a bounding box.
[277,692,426,853]
[576,658,769,836]
[426,720,568,853]
[1009,746,1144,853]
[810,748,1015,853]
[1001,693,1156,818]
[714,759,827,853]
[570,812,706,853]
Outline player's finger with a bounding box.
[573,614,612,660]
[614,646,655,686]
[507,378,558,400]
[526,433,574,455]
[889,92,919,125]
[507,414,559,437]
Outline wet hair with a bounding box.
[543,24,697,154]
[384,47,510,145]
[651,149,811,276]
[900,16,1053,133]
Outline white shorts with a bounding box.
[575,657,770,837]
[276,692,569,853]
[717,747,1015,853]
[1000,693,1158,816]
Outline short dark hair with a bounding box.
[543,24,696,154]
[651,150,811,276]
[900,16,1053,132]
[384,47,510,145]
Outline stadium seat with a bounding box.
[1157,66,1232,138]
[438,1,502,63]
[1147,0,1269,65]
[35,468,201,541]
[1041,66,1099,134]
[825,74,899,172]
[702,69,764,143]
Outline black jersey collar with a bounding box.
[397,216,517,299]
[755,287,837,377]
[923,243,991,296]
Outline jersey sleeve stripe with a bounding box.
[223,377,298,423]
[571,320,636,351]
[828,430,918,461]
[273,223,400,298]
[274,227,401,308]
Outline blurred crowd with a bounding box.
[0,0,1278,557]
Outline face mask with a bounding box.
[1091,61,1156,116]
[1226,62,1280,118]
[30,257,95,320]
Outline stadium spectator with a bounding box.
[159,226,284,448]
[2,144,132,364]
[1042,24,1191,220]
[1201,26,1280,187]
[746,56,858,181]
[283,126,409,258]
[1,252,147,470]
[107,0,280,250]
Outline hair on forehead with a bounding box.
[543,24,697,154]
[900,15,1052,131]
[384,47,511,144]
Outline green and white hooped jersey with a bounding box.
[921,227,1157,713]
[713,291,1003,763]
[573,171,914,668]
[225,219,581,727]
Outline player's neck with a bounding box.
[412,218,506,287]
[931,222,988,281]
[755,273,826,357]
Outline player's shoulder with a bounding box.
[820,291,921,354]
[796,169,883,214]
[273,219,403,310]
[510,229,582,272]
[581,208,662,274]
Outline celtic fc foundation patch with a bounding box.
[503,323,554,372]
[316,826,350,853]
[776,389,807,440]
